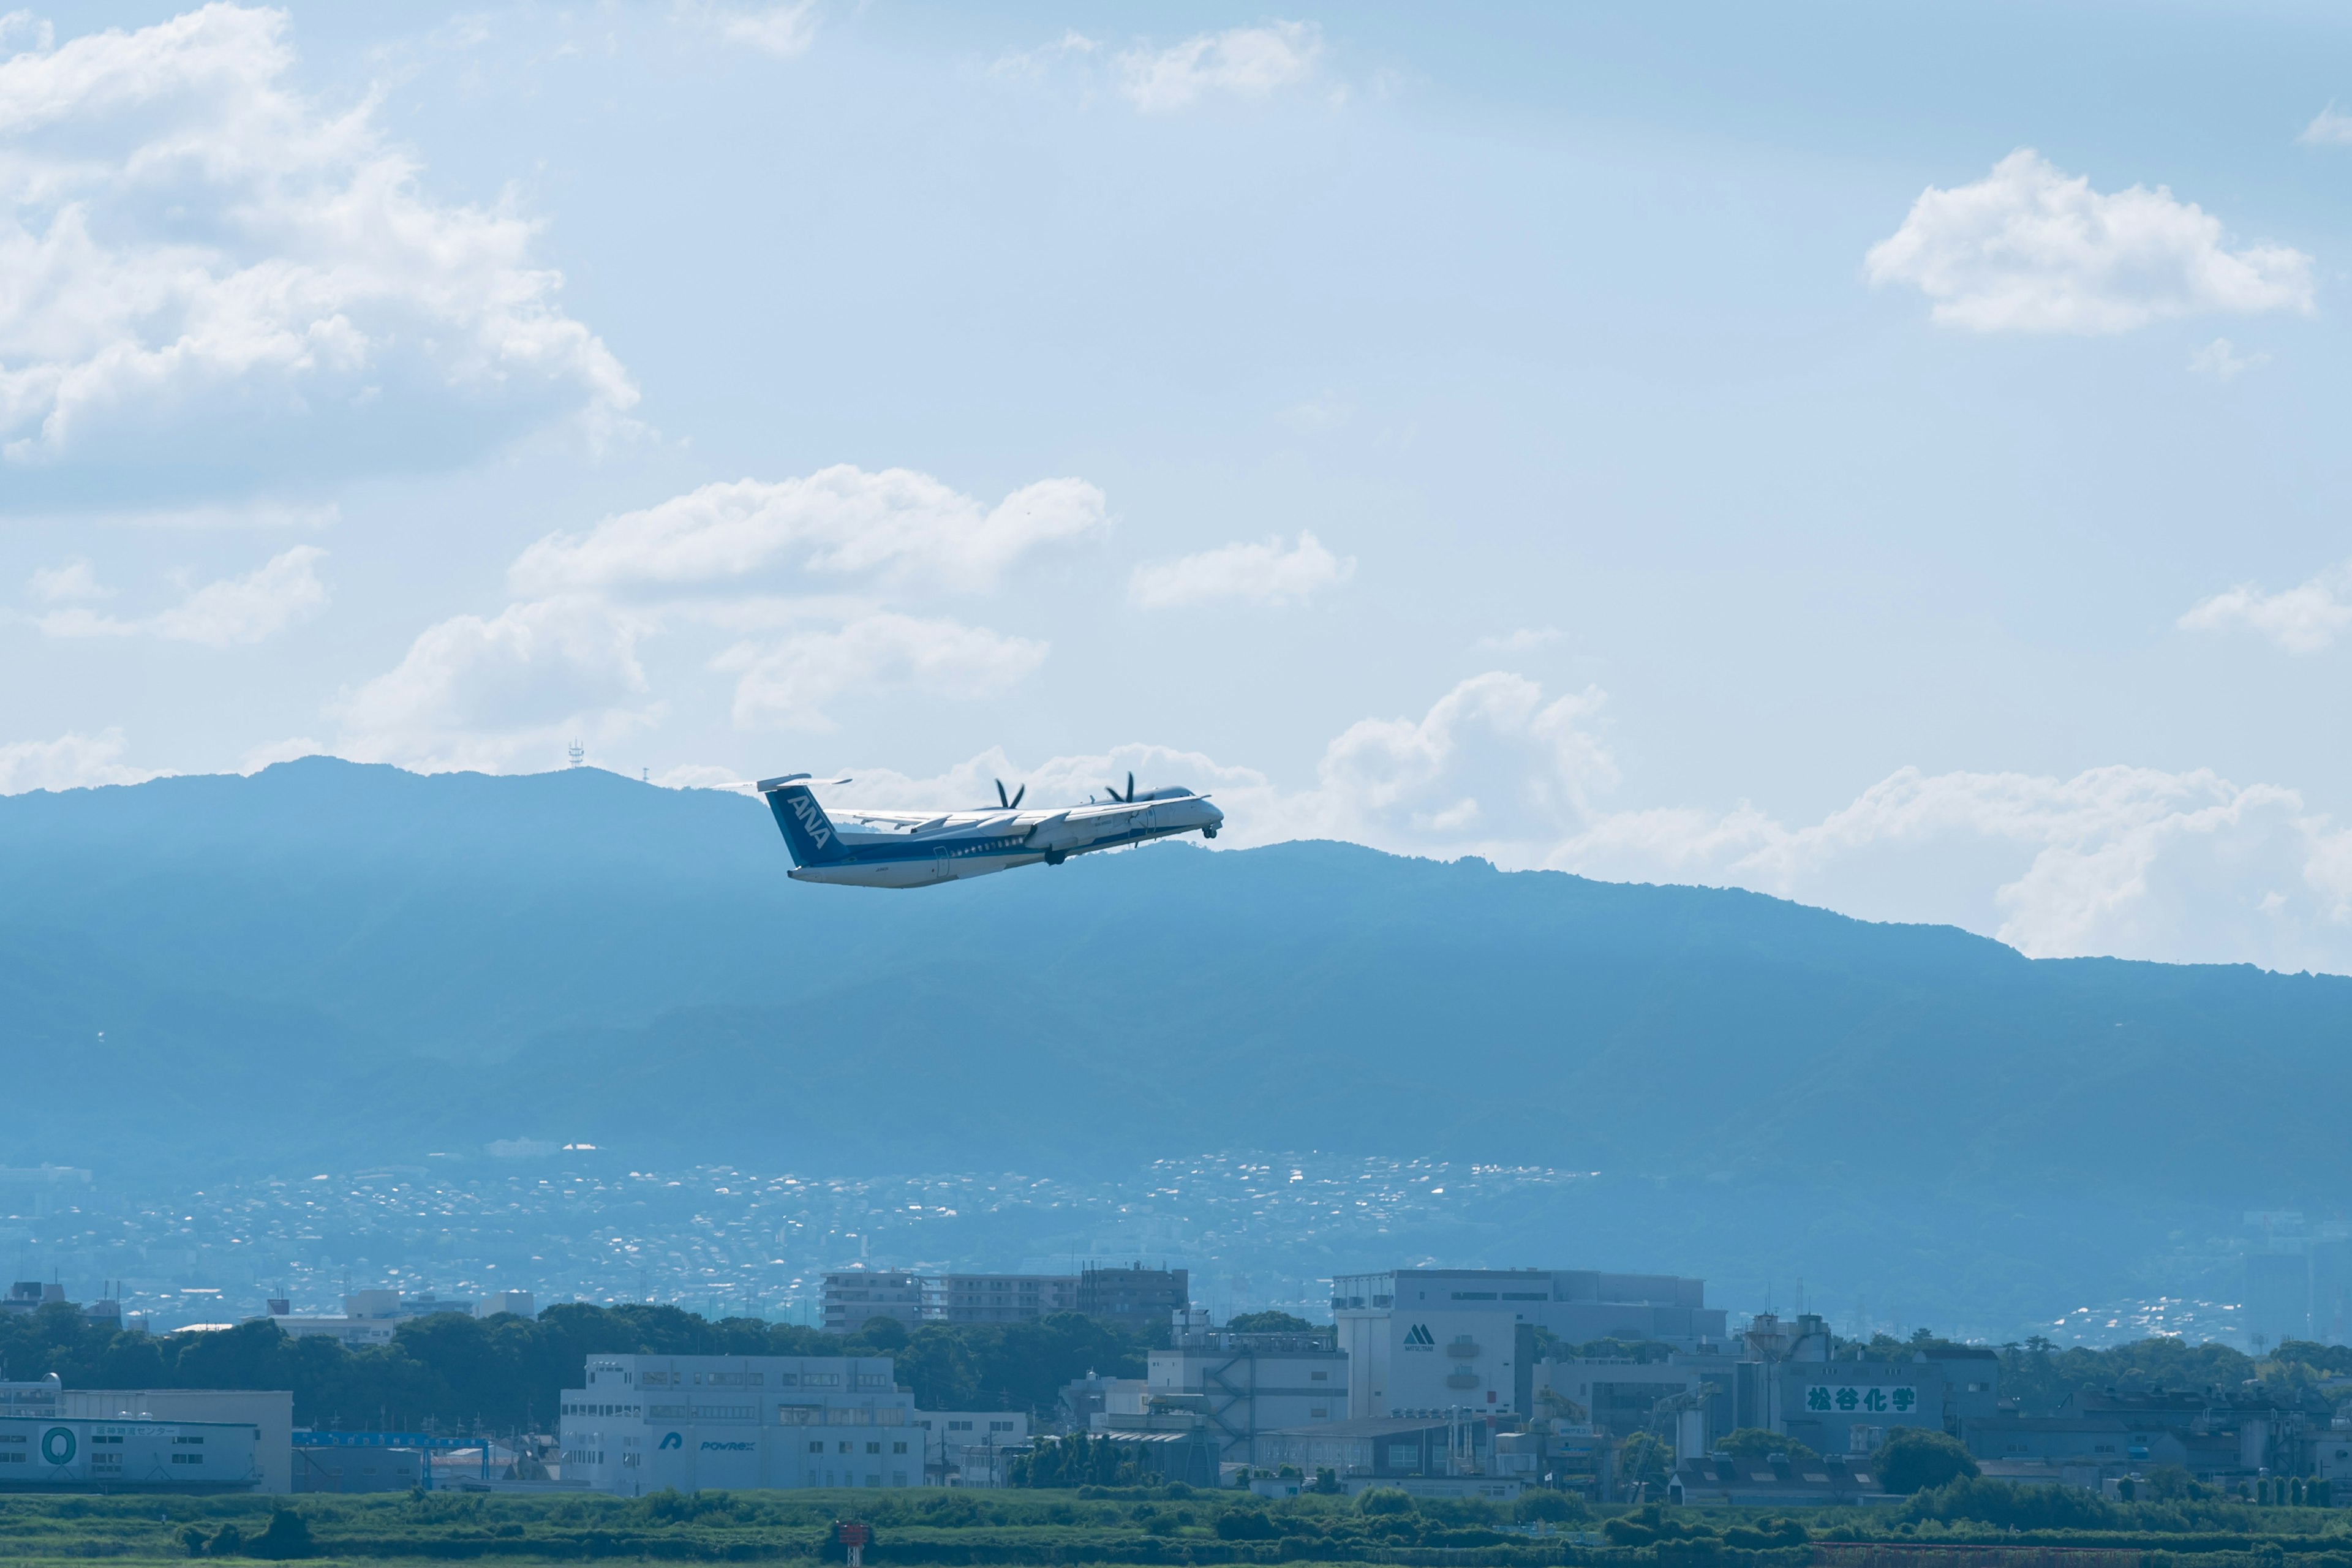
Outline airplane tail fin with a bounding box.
[758,774,848,866]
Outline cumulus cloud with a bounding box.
[736,668,2352,971]
[0,727,156,792]
[328,597,657,772]
[511,468,1108,598]
[333,464,1095,766]
[715,612,1047,731]
[1118,22,1321,112]
[1864,149,2313,334]
[2189,337,2269,380]
[26,556,108,602]
[1129,530,1352,608]
[31,545,328,645]
[2179,563,2352,654]
[674,1,818,58]
[2300,103,2352,146]
[1559,764,2352,970]
[0,4,636,500]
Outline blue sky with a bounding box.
[9,1,2352,968]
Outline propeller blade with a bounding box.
[996,779,1009,808]
[1011,785,1026,807]
[1126,771,1136,802]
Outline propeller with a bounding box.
[994,778,1027,809]
[1107,771,1136,803]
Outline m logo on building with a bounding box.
[659,1432,683,1449]
[1403,1324,1436,1350]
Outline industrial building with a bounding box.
[1140,1311,1349,1463]
[557,1352,919,1493]
[1962,1385,2322,1485]
[1259,1415,1485,1484]
[913,1410,1029,1485]
[59,1387,295,1494]
[0,1378,265,1493]
[1334,1268,1725,1419]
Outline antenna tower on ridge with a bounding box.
[567,739,584,768]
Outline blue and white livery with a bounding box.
[757,771,1224,888]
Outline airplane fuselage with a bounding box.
[758,778,1223,888]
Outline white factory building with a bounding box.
[558,1352,921,1494]
[2,1377,268,1492]
[1140,1311,1349,1464]
[1333,1267,1727,1419]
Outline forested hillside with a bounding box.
[3,758,2347,1197]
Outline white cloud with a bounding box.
[32,545,328,646]
[761,670,2352,971]
[2299,102,2352,146]
[2189,337,2269,380]
[1864,149,2314,334]
[674,1,818,58]
[1129,530,1352,608]
[989,31,1098,84]
[511,467,1108,598]
[1475,626,1561,653]
[1561,764,2352,970]
[328,597,657,771]
[0,726,155,792]
[2179,563,2352,654]
[1118,22,1321,113]
[715,611,1047,731]
[0,4,636,499]
[27,555,108,602]
[937,687,2352,968]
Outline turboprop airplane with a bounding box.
[756,771,1224,888]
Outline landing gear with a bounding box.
[1202,826,1218,840]
[1044,849,1066,865]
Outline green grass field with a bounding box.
[5,1484,2352,1568]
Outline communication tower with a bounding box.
[567,740,584,768]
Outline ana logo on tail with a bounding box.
[791,793,832,848]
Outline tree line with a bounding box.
[0,1301,1148,1434]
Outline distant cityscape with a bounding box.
[0,1158,2342,1352]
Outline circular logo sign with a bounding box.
[41,1427,76,1465]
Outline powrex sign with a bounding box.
[1804,1385,1918,1415]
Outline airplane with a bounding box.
[756,771,1224,888]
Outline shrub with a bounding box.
[1213,1507,1278,1540]
[1357,1488,1414,1515]
[247,1511,315,1560]
[1514,1490,1584,1523]
[1907,1476,2117,1531]
[1872,1427,1978,1494]
[1722,1516,1809,1548]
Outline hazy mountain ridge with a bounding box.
[2,757,2343,1207]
